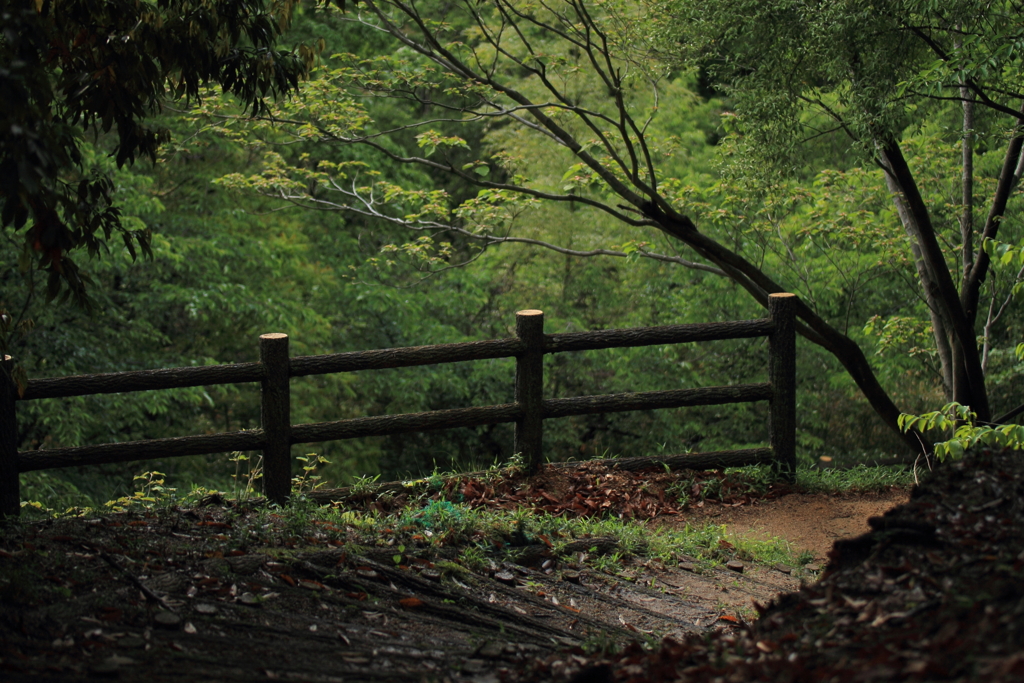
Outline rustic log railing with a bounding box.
[0,293,798,517]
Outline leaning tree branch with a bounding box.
[992,402,1024,425]
[267,179,728,277]
[640,207,923,453]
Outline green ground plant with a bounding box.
[795,465,915,493]
[293,453,332,495]
[103,471,175,513]
[19,471,95,518]
[230,452,263,501]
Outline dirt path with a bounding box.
[558,448,1024,683]
[0,486,913,682]
[664,488,912,561]
[629,488,912,623]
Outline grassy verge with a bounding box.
[290,499,809,572]
[16,483,808,579]
[16,455,909,577]
[794,463,915,492]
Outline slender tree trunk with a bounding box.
[884,171,954,397]
[957,84,977,411]
[879,139,990,421]
[962,122,1024,327]
[961,85,975,288]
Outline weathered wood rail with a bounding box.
[0,293,798,517]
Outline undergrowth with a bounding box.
[795,464,914,492]
[227,498,807,574]
[15,453,906,575]
[16,482,806,577]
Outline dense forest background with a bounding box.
[5,0,1023,507]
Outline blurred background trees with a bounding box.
[5,0,1022,507]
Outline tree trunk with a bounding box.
[648,210,925,455]
[961,85,975,289]
[884,171,954,397]
[879,139,990,421]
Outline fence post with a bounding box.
[515,310,545,474]
[768,293,797,482]
[260,334,291,505]
[0,355,18,518]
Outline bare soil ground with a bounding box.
[525,448,1024,683]
[0,459,971,683]
[675,488,912,561]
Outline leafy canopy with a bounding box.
[0,0,332,306]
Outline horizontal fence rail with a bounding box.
[18,431,267,473]
[289,338,525,376]
[544,319,775,353]
[20,363,264,401]
[541,384,772,419]
[0,293,798,517]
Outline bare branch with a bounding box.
[361,1,653,207]
[981,263,1024,373]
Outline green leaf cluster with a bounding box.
[900,402,1024,461]
[1,0,324,309]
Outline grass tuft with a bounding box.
[796,464,914,492]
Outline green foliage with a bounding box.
[656,0,1024,434]
[795,464,915,493]
[900,403,1024,462]
[20,0,1024,510]
[228,0,1018,459]
[104,471,176,512]
[1,0,325,307]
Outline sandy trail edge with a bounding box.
[659,488,912,562]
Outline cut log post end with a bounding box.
[260,334,292,506]
[515,310,545,475]
[768,294,797,483]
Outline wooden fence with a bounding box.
[0,293,798,517]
